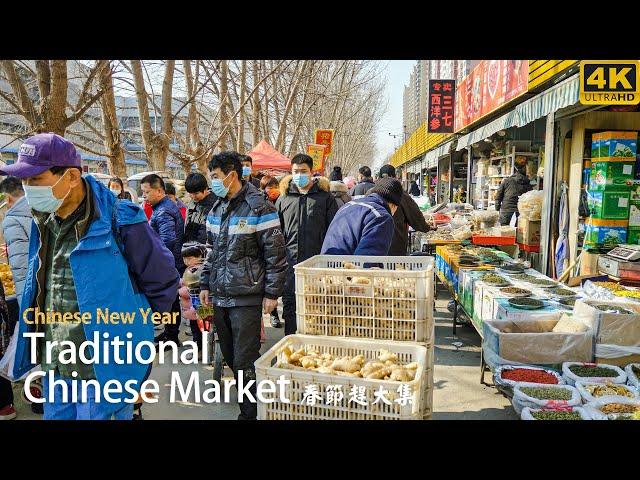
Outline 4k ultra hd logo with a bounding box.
[580,60,640,105]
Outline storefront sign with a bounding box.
[314,129,334,156]
[454,60,529,132]
[307,144,326,172]
[580,61,640,105]
[428,79,456,133]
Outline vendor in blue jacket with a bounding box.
[320,177,402,256]
[0,133,180,420]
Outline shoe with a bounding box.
[133,404,143,421]
[0,405,17,420]
[270,316,282,328]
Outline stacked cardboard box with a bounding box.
[585,131,637,249]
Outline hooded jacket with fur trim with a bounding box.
[275,175,339,265]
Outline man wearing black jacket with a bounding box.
[349,165,376,196]
[495,160,533,225]
[183,172,216,245]
[200,151,286,420]
[276,154,339,335]
[368,164,430,255]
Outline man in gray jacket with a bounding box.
[0,176,32,306]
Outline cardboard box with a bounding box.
[473,281,486,328]
[587,190,631,219]
[516,217,541,245]
[494,297,562,323]
[592,131,638,159]
[574,300,640,366]
[483,319,594,366]
[580,251,601,276]
[589,161,635,191]
[584,219,628,248]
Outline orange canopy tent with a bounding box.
[247,140,291,174]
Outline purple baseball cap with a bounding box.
[0,133,81,178]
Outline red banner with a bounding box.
[454,60,528,132]
[314,129,334,157]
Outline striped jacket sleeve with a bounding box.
[254,207,287,300]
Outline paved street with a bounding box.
[12,288,515,420]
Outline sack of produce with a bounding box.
[494,365,564,390]
[626,363,640,390]
[451,225,472,241]
[521,406,592,420]
[575,380,638,403]
[512,382,581,415]
[562,362,627,386]
[584,395,640,420]
[517,190,544,221]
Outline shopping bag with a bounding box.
[509,212,518,228]
[0,319,40,382]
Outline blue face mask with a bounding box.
[210,172,232,198]
[292,173,310,188]
[242,166,252,178]
[23,170,71,213]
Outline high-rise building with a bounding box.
[402,60,471,139]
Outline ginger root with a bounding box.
[378,349,398,363]
[300,356,318,369]
[331,356,362,373]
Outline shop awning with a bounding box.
[424,139,455,168]
[455,74,580,151]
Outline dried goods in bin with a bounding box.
[593,304,634,315]
[530,410,583,420]
[583,383,636,398]
[600,403,640,414]
[500,368,559,384]
[548,287,577,297]
[499,287,531,297]
[481,273,509,285]
[508,297,544,310]
[519,386,572,401]
[593,281,625,291]
[568,365,619,378]
[525,278,557,288]
[614,290,640,299]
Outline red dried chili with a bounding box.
[501,368,559,384]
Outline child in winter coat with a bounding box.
[179,244,265,345]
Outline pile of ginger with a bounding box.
[278,346,419,382]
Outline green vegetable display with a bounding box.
[568,365,619,378]
[531,410,582,420]
[520,386,572,401]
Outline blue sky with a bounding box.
[374,60,415,167]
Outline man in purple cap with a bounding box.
[0,133,180,420]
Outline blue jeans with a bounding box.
[42,373,134,420]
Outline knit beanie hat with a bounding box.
[370,178,403,206]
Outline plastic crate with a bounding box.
[255,334,430,420]
[294,255,434,343]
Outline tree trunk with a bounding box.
[218,60,230,151]
[131,60,157,169]
[236,60,247,152]
[251,60,261,146]
[99,63,127,178]
[42,60,69,135]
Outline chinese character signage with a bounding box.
[454,60,528,132]
[314,129,334,157]
[307,144,327,172]
[428,80,455,133]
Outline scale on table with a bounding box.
[598,244,640,280]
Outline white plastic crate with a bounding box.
[420,347,434,419]
[294,255,435,343]
[255,334,430,420]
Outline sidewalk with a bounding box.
[12,290,515,420]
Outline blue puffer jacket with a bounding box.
[12,176,180,403]
[321,193,395,256]
[150,196,185,273]
[2,196,32,307]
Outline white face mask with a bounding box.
[110,188,122,196]
[23,170,71,213]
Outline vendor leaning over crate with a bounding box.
[199,151,287,421]
[276,153,338,335]
[320,177,401,256]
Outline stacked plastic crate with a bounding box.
[255,255,435,420]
